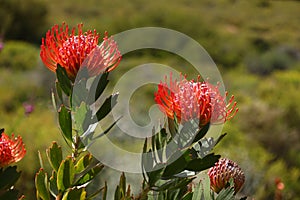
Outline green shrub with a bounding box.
[0,41,39,71]
[0,0,49,43]
[245,46,299,75]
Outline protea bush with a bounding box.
[0,22,248,200]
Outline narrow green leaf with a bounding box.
[35,169,50,200]
[51,90,58,112]
[62,188,87,200]
[58,105,72,142]
[49,171,58,197]
[185,153,220,172]
[102,182,107,200]
[167,177,194,191]
[96,93,118,121]
[38,151,44,169]
[87,72,109,104]
[182,193,193,200]
[114,185,120,200]
[151,133,157,163]
[168,117,178,138]
[119,172,126,197]
[216,187,235,200]
[155,178,182,191]
[75,164,104,186]
[148,163,165,187]
[46,142,63,172]
[215,133,227,146]
[72,78,89,106]
[55,81,63,103]
[156,128,167,162]
[142,138,150,183]
[0,166,21,190]
[91,118,120,140]
[57,157,75,192]
[162,150,191,179]
[87,184,107,199]
[56,64,72,96]
[73,102,89,135]
[74,154,93,174]
[202,176,211,200]
[192,123,210,144]
[191,182,203,200]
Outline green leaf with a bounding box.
[46,142,63,172]
[58,105,73,142]
[49,171,58,197]
[215,133,227,146]
[191,182,203,200]
[73,102,89,135]
[114,185,120,200]
[162,150,191,179]
[96,93,118,121]
[167,177,194,191]
[87,72,109,104]
[155,178,192,191]
[215,178,235,200]
[56,64,72,96]
[38,150,44,169]
[75,164,103,186]
[51,90,58,112]
[119,172,126,197]
[72,68,91,106]
[185,153,220,172]
[156,128,168,162]
[148,163,165,187]
[35,168,50,200]
[202,175,211,200]
[102,182,108,200]
[192,123,210,144]
[0,166,21,190]
[62,188,87,200]
[57,157,75,192]
[142,138,151,181]
[191,176,211,200]
[74,154,93,174]
[182,193,193,200]
[168,117,178,138]
[55,81,63,103]
[86,184,107,199]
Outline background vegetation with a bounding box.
[1,0,300,199]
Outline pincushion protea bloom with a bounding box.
[154,74,238,127]
[207,158,245,193]
[40,23,121,81]
[0,129,26,167]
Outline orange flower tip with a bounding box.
[0,132,26,167]
[40,23,121,80]
[155,73,238,126]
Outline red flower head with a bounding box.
[208,158,245,194]
[154,74,238,127]
[0,129,26,167]
[40,23,121,81]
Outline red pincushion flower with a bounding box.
[40,23,121,81]
[154,74,238,127]
[207,158,245,194]
[0,129,26,167]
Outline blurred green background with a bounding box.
[1,0,300,199]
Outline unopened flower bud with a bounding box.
[207,158,245,193]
